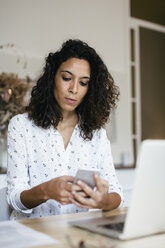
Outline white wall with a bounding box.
[0,0,133,165]
[116,169,136,206]
[0,0,127,64]
[0,174,6,189]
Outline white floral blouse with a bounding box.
[7,113,124,220]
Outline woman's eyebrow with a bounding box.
[82,76,90,79]
[60,70,72,75]
[60,70,90,79]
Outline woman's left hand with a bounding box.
[70,174,111,210]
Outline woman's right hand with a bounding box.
[20,175,87,209]
[42,175,75,204]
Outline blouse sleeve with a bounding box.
[97,129,124,207]
[6,115,32,214]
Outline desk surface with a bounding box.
[19,207,165,248]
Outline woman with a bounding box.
[7,39,124,219]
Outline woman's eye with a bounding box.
[62,76,71,81]
[80,81,88,86]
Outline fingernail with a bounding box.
[72,191,75,195]
[77,180,82,185]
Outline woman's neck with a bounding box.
[59,110,78,128]
[57,111,78,149]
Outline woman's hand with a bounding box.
[70,174,121,210]
[21,175,85,209]
[42,175,85,205]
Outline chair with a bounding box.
[0,187,12,221]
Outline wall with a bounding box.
[0,174,6,189]
[0,0,133,165]
[116,169,136,206]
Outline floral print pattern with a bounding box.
[7,113,123,220]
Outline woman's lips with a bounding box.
[65,97,77,104]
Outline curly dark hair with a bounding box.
[26,39,119,140]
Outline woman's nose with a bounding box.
[69,80,78,94]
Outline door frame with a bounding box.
[128,14,165,161]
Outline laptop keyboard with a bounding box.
[99,222,124,232]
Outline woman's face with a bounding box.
[54,58,90,115]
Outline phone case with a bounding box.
[74,169,100,188]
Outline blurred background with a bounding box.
[0,0,165,206]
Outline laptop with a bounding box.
[69,140,165,240]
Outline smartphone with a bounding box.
[74,168,100,189]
